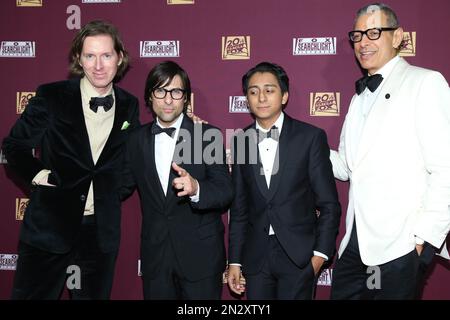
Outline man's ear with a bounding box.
[392,27,404,49]
[282,92,289,105]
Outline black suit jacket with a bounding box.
[3,78,140,254]
[121,116,233,281]
[228,114,341,275]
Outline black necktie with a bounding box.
[89,94,114,112]
[151,123,176,138]
[257,125,279,143]
[355,74,383,95]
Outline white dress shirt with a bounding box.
[80,77,115,215]
[154,113,199,201]
[256,112,284,236]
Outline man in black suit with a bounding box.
[3,21,139,299]
[121,61,233,299]
[227,62,341,299]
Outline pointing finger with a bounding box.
[172,162,186,176]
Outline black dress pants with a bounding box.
[141,238,222,300]
[330,222,434,300]
[245,235,316,300]
[11,216,117,300]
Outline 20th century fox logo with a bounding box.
[222,36,250,60]
[17,92,35,114]
[16,198,29,221]
[310,92,340,116]
[16,0,42,6]
[399,31,416,57]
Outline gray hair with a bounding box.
[355,3,399,28]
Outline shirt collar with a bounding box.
[256,111,284,135]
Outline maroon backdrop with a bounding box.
[1,0,449,300]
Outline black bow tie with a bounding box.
[355,74,383,95]
[257,126,279,143]
[89,94,114,112]
[151,123,176,138]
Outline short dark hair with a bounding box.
[355,3,399,28]
[69,20,129,81]
[242,62,289,96]
[144,61,192,111]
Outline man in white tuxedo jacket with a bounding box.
[330,3,450,299]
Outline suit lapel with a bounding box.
[355,58,409,166]
[64,79,95,166]
[96,85,127,166]
[266,115,290,201]
[145,122,166,203]
[250,124,270,199]
[343,94,359,171]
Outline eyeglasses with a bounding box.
[348,27,398,43]
[152,88,185,100]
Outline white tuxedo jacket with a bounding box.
[331,57,450,266]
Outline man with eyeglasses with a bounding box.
[120,61,233,299]
[330,3,450,299]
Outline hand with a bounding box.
[222,266,229,284]
[227,265,246,295]
[311,256,325,276]
[415,244,424,256]
[171,162,198,197]
[223,265,247,285]
[186,106,208,124]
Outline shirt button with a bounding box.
[80,195,86,202]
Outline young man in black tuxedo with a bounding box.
[3,20,140,299]
[121,61,233,299]
[227,62,341,299]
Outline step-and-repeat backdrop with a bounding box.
[1,0,449,299]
